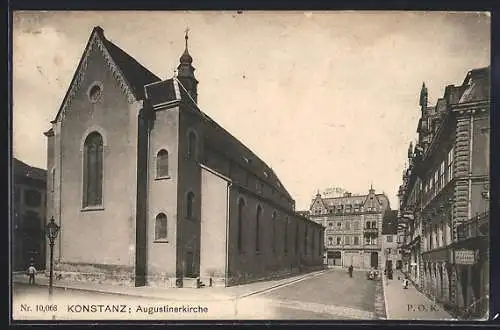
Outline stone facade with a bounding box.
[44,26,324,288]
[306,187,391,270]
[397,67,490,319]
[381,210,399,272]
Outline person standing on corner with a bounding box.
[348,265,353,278]
[27,262,37,285]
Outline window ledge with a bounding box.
[81,205,105,212]
[155,176,171,181]
[154,240,169,243]
[185,217,197,221]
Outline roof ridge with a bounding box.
[102,37,161,81]
[52,26,161,123]
[183,99,294,200]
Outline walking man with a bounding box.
[402,275,409,289]
[348,265,353,278]
[27,262,37,285]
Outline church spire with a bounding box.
[419,82,428,109]
[177,27,198,103]
[179,28,193,66]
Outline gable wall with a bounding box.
[56,41,139,267]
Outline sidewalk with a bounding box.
[382,271,456,320]
[12,269,327,302]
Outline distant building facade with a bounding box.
[397,67,490,319]
[307,187,391,270]
[44,26,324,288]
[12,158,47,271]
[381,210,399,271]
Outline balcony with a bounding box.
[456,212,489,241]
[363,227,378,237]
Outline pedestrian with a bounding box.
[348,265,353,278]
[402,275,409,289]
[27,262,37,285]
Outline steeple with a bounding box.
[369,183,375,195]
[177,28,198,103]
[419,82,428,109]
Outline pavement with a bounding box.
[12,269,327,302]
[382,270,456,320]
[12,268,378,320]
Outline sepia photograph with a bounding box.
[11,10,491,321]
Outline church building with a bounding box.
[44,26,324,288]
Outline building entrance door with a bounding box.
[370,252,379,269]
[327,251,341,266]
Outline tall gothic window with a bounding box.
[284,217,289,255]
[187,131,197,159]
[186,192,195,219]
[51,168,55,192]
[255,206,262,252]
[295,221,299,255]
[238,198,245,253]
[83,132,103,207]
[312,229,316,256]
[304,224,308,254]
[156,149,169,178]
[155,213,168,240]
[272,211,277,253]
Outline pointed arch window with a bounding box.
[155,213,168,241]
[51,168,55,192]
[156,149,169,178]
[272,211,277,253]
[284,217,289,255]
[83,132,103,207]
[187,131,197,159]
[186,192,195,219]
[238,198,245,253]
[304,224,308,254]
[295,221,299,255]
[256,205,262,252]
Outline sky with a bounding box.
[12,11,491,211]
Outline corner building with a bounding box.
[44,27,324,288]
[307,187,390,270]
[12,158,47,271]
[397,67,490,318]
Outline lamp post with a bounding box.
[45,217,60,299]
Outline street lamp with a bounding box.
[45,217,60,299]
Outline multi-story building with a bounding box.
[12,158,47,271]
[397,67,490,319]
[307,186,390,270]
[381,210,399,272]
[43,26,324,288]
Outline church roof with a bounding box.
[52,27,294,202]
[144,77,294,200]
[13,158,46,182]
[201,110,294,200]
[101,37,161,100]
[52,26,161,123]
